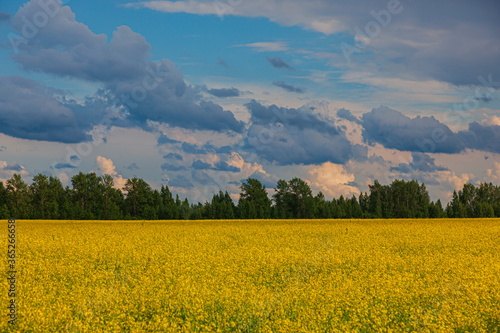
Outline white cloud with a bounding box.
[0,161,30,184]
[307,162,360,199]
[236,42,289,52]
[486,162,500,182]
[96,156,128,190]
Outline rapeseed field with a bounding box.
[1,219,499,332]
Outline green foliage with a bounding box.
[0,172,498,220]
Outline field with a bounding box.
[1,219,500,332]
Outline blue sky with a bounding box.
[0,0,499,203]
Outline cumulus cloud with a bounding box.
[10,0,244,134]
[244,100,353,165]
[0,76,91,143]
[457,122,500,154]
[308,162,360,199]
[362,106,500,154]
[96,156,128,190]
[337,108,361,124]
[362,106,464,153]
[486,162,500,182]
[266,56,293,70]
[0,161,29,182]
[272,81,304,93]
[207,87,241,98]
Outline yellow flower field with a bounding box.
[1,219,500,332]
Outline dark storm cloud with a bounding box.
[244,101,353,165]
[266,56,293,70]
[0,76,90,143]
[272,81,304,93]
[337,108,361,124]
[391,152,449,174]
[207,87,241,98]
[361,106,465,153]
[10,0,244,134]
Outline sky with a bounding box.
[0,0,499,204]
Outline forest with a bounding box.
[0,172,498,220]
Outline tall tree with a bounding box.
[238,178,271,219]
[124,178,154,219]
[6,174,31,218]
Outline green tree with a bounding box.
[238,178,271,219]
[6,174,31,218]
[124,178,154,219]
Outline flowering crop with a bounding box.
[1,219,499,332]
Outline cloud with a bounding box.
[486,162,500,182]
[181,142,209,155]
[237,42,289,52]
[53,163,77,169]
[457,122,500,154]
[157,134,180,145]
[272,81,304,93]
[3,163,23,172]
[0,11,10,21]
[308,162,360,199]
[361,106,465,153]
[266,56,293,70]
[127,1,346,34]
[244,100,353,165]
[192,160,212,170]
[161,163,186,171]
[168,175,194,189]
[207,87,241,98]
[0,76,91,143]
[126,163,140,170]
[128,0,500,86]
[362,106,500,155]
[163,153,183,161]
[10,0,244,133]
[475,95,494,103]
[337,108,361,124]
[391,152,449,174]
[192,159,240,172]
[96,156,128,190]
[0,146,6,152]
[0,161,29,181]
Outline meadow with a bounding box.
[1,219,499,332]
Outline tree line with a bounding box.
[0,172,498,220]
